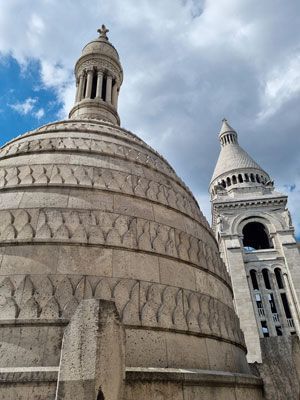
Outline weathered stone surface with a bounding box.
[252,336,300,400]
[56,299,125,400]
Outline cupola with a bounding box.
[210,119,272,195]
[69,25,123,125]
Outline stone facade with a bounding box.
[210,119,300,396]
[0,28,264,399]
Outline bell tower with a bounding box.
[69,25,123,125]
[210,119,300,362]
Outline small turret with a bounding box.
[210,119,271,196]
[69,25,123,125]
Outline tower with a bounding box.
[210,119,300,363]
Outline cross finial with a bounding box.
[97,24,109,39]
[222,118,227,122]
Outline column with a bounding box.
[283,273,300,336]
[106,75,112,103]
[270,272,290,335]
[257,272,277,336]
[85,70,93,99]
[112,83,118,108]
[96,71,103,99]
[76,74,84,102]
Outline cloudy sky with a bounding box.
[0,0,299,238]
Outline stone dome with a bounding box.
[82,37,119,59]
[0,29,253,381]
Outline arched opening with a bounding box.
[268,293,277,313]
[83,76,87,98]
[244,174,249,182]
[232,175,237,184]
[101,75,107,101]
[262,269,271,289]
[226,177,231,186]
[261,321,269,337]
[275,268,284,289]
[280,293,292,319]
[91,71,97,99]
[221,179,226,188]
[242,222,273,250]
[250,173,255,182]
[250,269,259,290]
[238,174,243,183]
[256,174,261,183]
[97,389,105,400]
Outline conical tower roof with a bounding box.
[211,119,269,184]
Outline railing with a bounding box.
[257,308,265,318]
[272,313,280,323]
[287,318,294,328]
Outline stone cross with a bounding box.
[97,24,109,39]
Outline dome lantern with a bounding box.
[69,25,123,125]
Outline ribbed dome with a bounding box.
[211,142,266,181]
[211,119,269,184]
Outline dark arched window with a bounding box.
[244,174,249,182]
[91,70,97,99]
[97,389,105,400]
[238,174,243,183]
[275,268,284,289]
[243,222,272,250]
[232,175,237,184]
[221,179,226,188]
[262,269,271,289]
[250,173,255,182]
[226,177,231,186]
[250,270,259,290]
[256,174,261,183]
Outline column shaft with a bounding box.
[76,75,84,102]
[85,70,93,99]
[96,71,103,99]
[112,83,118,107]
[106,75,112,103]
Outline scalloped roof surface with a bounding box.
[211,121,268,183]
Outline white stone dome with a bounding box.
[82,37,120,60]
[0,117,249,372]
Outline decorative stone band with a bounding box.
[0,275,245,349]
[0,208,230,286]
[0,136,175,180]
[4,119,199,208]
[0,134,202,219]
[213,197,287,210]
[0,163,205,226]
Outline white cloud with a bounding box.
[10,97,45,120]
[10,97,37,115]
[258,55,300,120]
[34,108,45,119]
[0,0,299,236]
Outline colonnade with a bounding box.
[75,69,119,107]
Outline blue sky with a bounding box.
[0,58,61,140]
[0,0,299,239]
